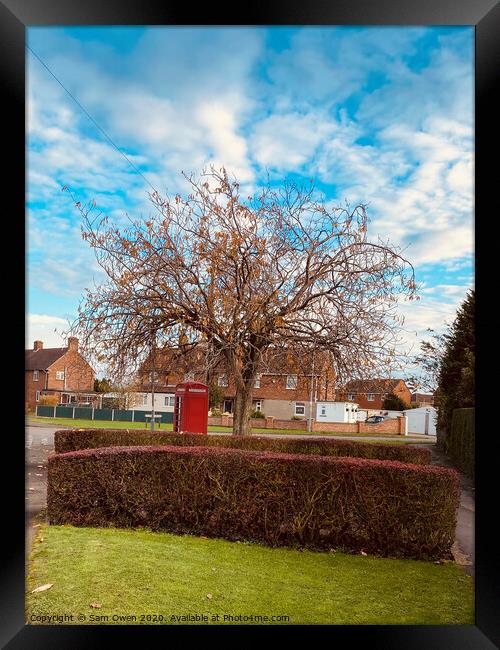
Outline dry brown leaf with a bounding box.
[206,593,213,600]
[31,583,53,593]
[90,602,102,609]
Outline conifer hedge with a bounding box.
[446,408,475,479]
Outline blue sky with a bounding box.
[27,26,474,374]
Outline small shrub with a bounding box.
[48,445,459,560]
[209,409,223,417]
[54,429,432,465]
[291,416,304,421]
[251,410,265,419]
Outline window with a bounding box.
[286,375,298,390]
[149,372,159,383]
[164,395,175,407]
[367,393,375,401]
[36,390,40,402]
[218,375,228,387]
[254,400,262,412]
[320,406,326,416]
[69,394,77,403]
[347,393,354,401]
[142,394,148,406]
[33,370,39,382]
[254,374,261,388]
[295,402,305,416]
[56,371,65,380]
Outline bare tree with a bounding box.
[408,329,446,394]
[69,167,417,435]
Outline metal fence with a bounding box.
[35,405,173,424]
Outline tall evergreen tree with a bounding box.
[435,290,475,438]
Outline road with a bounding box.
[27,425,472,574]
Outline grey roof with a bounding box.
[25,347,67,371]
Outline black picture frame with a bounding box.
[2,0,497,646]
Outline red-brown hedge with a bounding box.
[54,429,431,465]
[48,445,458,559]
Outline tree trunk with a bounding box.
[232,386,254,436]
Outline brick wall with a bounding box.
[207,415,308,430]
[313,416,407,435]
[46,350,94,392]
[206,415,406,434]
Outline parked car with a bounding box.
[365,415,386,424]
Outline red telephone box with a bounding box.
[173,382,209,434]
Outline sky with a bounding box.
[27,26,474,379]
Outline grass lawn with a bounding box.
[27,416,431,442]
[27,525,472,625]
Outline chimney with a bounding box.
[33,340,43,351]
[67,337,78,352]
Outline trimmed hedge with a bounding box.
[48,445,458,560]
[54,429,431,465]
[447,408,475,479]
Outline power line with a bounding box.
[27,45,158,193]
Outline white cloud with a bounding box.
[395,290,469,353]
[251,112,335,170]
[26,314,70,348]
[26,26,474,370]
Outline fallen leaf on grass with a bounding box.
[31,583,53,593]
[206,593,213,600]
[90,602,102,609]
[360,551,367,556]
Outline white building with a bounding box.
[403,406,437,436]
[103,390,176,413]
[130,391,176,413]
[315,401,359,424]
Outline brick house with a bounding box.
[25,338,98,411]
[135,345,336,420]
[410,391,435,406]
[338,378,412,410]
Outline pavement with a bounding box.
[26,426,56,559]
[426,444,475,577]
[26,424,473,577]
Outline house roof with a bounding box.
[342,379,404,394]
[25,347,67,370]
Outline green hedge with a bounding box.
[54,429,431,465]
[446,408,475,479]
[48,445,459,560]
